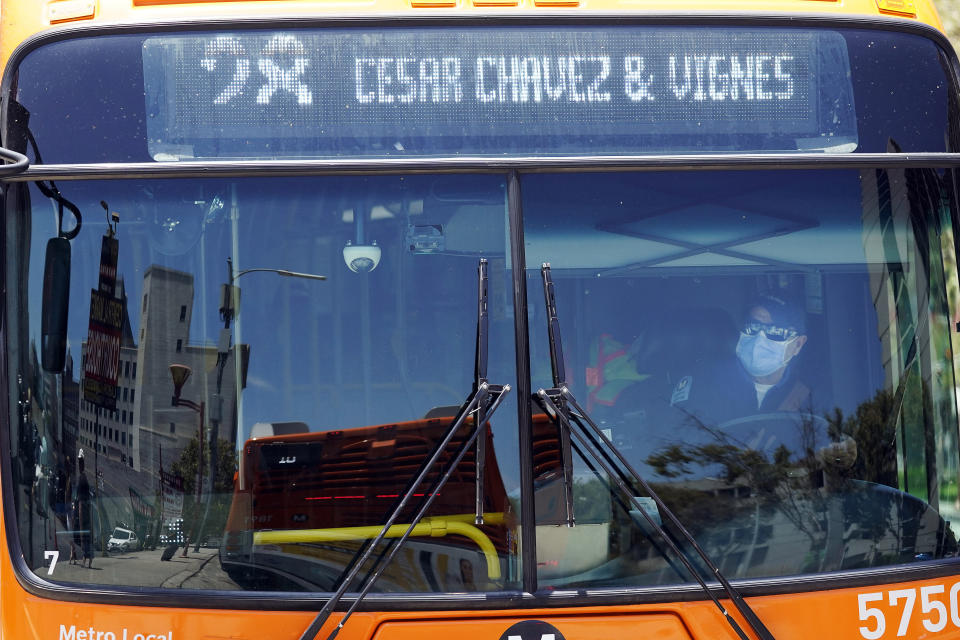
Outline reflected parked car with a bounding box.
[107,527,138,553]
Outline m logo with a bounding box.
[498,620,566,640]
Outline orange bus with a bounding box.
[2,0,960,639]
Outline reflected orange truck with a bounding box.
[2,1,960,640]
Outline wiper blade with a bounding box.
[535,263,775,640]
[541,265,576,527]
[475,258,490,525]
[300,258,511,640]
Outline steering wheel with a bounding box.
[714,411,832,462]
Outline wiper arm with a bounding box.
[534,263,775,640]
[300,258,511,640]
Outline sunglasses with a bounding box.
[742,321,799,342]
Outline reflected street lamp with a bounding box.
[216,255,327,461]
[169,364,204,556]
[191,258,327,552]
[219,257,326,328]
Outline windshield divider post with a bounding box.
[506,170,538,595]
[562,389,777,640]
[540,264,576,527]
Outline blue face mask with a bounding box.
[736,332,794,377]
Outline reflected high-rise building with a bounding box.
[77,278,138,468]
[133,265,244,477]
[75,265,245,523]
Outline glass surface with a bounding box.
[8,167,960,594]
[7,26,956,162]
[523,168,960,587]
[8,175,521,592]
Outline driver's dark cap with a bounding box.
[746,294,806,334]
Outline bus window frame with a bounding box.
[2,13,960,611]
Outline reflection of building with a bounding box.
[61,354,79,471]
[860,167,957,517]
[132,265,242,479]
[74,265,244,522]
[77,279,138,467]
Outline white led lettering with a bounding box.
[729,55,755,100]
[419,58,441,102]
[185,33,817,144]
[708,55,728,100]
[755,55,773,99]
[586,56,611,102]
[496,57,518,102]
[201,36,250,105]
[542,57,567,100]
[664,52,795,102]
[396,58,417,103]
[567,56,585,102]
[355,58,377,103]
[519,57,544,103]
[774,55,794,99]
[211,59,250,104]
[668,55,693,99]
[624,56,655,101]
[377,58,395,103]
[473,55,608,103]
[256,35,312,105]
[476,57,497,103]
[442,57,463,102]
[692,56,708,101]
[354,57,461,104]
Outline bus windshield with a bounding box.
[8,165,960,593]
[5,20,960,600]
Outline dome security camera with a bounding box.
[343,241,381,273]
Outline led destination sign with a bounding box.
[142,27,856,158]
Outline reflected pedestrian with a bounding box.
[76,449,93,568]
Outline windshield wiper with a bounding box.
[534,263,775,640]
[299,258,511,640]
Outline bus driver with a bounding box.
[669,295,811,425]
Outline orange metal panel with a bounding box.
[5,550,960,640]
[373,612,692,640]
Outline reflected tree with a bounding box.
[171,436,237,544]
[640,392,956,577]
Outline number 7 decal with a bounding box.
[44,550,59,575]
[889,589,917,636]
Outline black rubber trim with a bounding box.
[11,557,960,611]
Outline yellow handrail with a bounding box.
[253,512,506,579]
